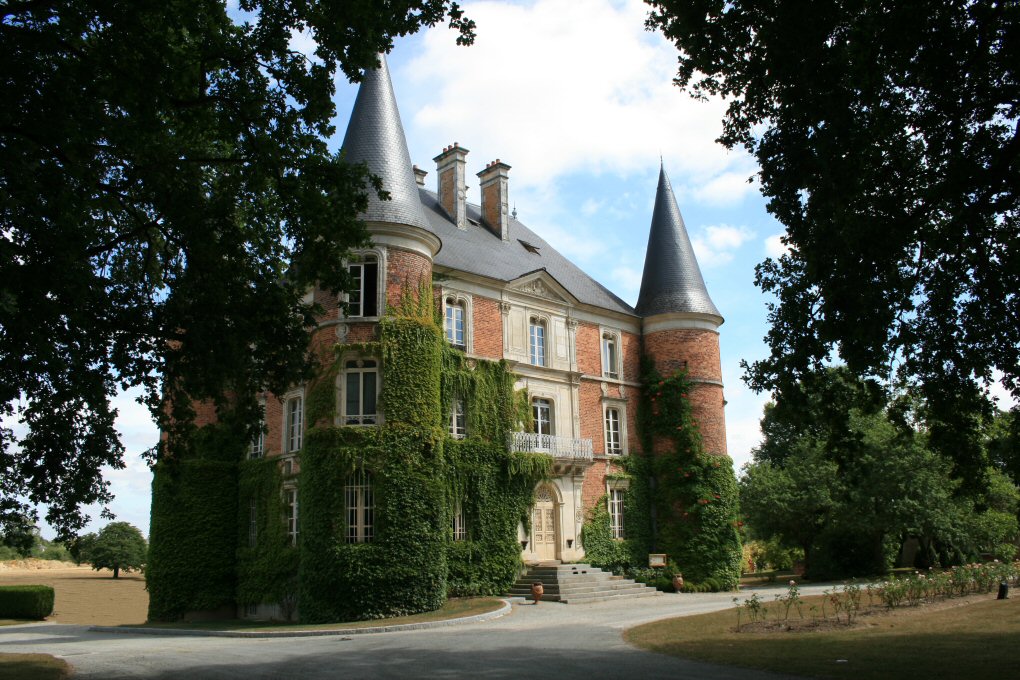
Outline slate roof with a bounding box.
[420,191,636,316]
[340,54,431,231]
[635,166,722,320]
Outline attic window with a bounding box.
[518,239,540,255]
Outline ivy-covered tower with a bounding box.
[636,165,727,456]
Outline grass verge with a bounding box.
[625,593,1020,680]
[0,653,71,680]
[135,597,505,632]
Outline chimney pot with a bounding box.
[477,159,512,242]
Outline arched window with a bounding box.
[347,254,379,318]
[341,359,379,426]
[345,470,374,543]
[529,317,546,366]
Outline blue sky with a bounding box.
[25,0,1012,539]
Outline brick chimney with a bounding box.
[433,143,469,230]
[413,164,428,187]
[477,160,511,241]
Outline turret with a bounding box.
[340,54,441,309]
[637,165,727,455]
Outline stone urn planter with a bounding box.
[672,573,685,592]
[531,581,544,604]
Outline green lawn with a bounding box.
[625,593,1020,679]
[137,596,505,632]
[0,653,70,680]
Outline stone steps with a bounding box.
[509,563,662,604]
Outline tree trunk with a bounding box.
[113,564,120,579]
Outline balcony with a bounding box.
[510,432,593,474]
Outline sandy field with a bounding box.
[0,560,148,626]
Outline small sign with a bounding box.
[648,553,667,568]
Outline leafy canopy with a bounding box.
[742,368,1019,577]
[89,521,147,578]
[0,1,474,540]
[647,0,1019,472]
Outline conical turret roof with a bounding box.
[635,165,722,320]
[341,54,430,231]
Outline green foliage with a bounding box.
[647,0,1018,481]
[1,0,476,541]
[89,522,147,578]
[580,497,633,573]
[147,424,240,621]
[0,585,55,620]
[1,515,38,557]
[742,367,1020,579]
[635,358,743,589]
[444,439,548,597]
[235,458,299,611]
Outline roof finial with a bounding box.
[512,203,517,220]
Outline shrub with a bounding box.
[0,585,55,619]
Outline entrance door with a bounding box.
[532,486,557,561]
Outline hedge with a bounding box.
[0,585,55,619]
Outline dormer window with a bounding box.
[347,254,379,318]
[529,317,546,366]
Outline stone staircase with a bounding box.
[508,563,662,604]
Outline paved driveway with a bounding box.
[1,582,831,679]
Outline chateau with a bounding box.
[147,54,737,623]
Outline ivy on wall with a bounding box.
[634,357,743,590]
[147,424,241,621]
[235,458,299,613]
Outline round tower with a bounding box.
[636,165,727,456]
[339,54,440,315]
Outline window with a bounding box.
[452,501,467,541]
[449,398,466,439]
[347,254,379,318]
[604,407,621,455]
[345,470,374,543]
[445,299,465,349]
[608,488,625,539]
[342,359,379,425]
[285,395,303,453]
[248,498,257,548]
[248,424,265,460]
[529,317,546,366]
[285,488,298,546]
[602,332,619,379]
[532,398,553,436]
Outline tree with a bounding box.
[89,522,147,578]
[0,1,475,540]
[646,1,1019,477]
[1,514,39,557]
[741,367,1018,577]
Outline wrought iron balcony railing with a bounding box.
[509,432,593,462]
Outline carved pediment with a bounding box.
[508,272,576,305]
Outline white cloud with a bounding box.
[691,169,758,205]
[400,0,743,197]
[764,232,790,259]
[610,265,643,303]
[580,198,604,216]
[987,369,1019,409]
[691,224,754,267]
